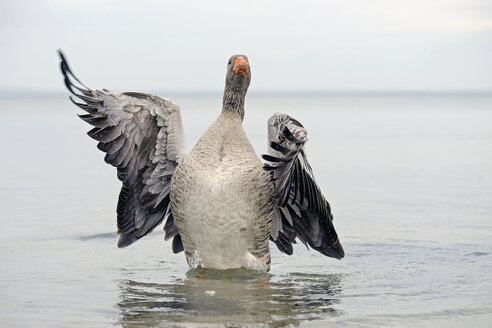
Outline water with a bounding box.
[1,94,491,327]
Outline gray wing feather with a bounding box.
[59,51,186,250]
[263,113,344,259]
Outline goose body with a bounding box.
[59,52,344,272]
[171,112,273,270]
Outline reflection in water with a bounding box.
[117,269,342,327]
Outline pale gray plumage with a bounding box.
[59,51,343,271]
[171,110,274,270]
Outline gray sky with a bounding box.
[1,0,491,93]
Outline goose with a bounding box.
[58,51,344,271]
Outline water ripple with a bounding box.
[117,269,342,327]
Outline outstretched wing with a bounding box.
[59,50,187,250]
[263,113,344,259]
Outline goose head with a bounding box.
[222,55,251,119]
[225,55,251,93]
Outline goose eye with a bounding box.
[228,60,232,65]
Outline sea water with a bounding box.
[0,93,491,327]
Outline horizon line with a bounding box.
[1,88,492,98]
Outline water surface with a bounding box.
[0,94,491,327]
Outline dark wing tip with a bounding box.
[58,49,90,91]
[317,238,345,259]
[262,154,290,163]
[58,49,71,77]
[117,230,139,248]
[172,234,184,254]
[58,49,67,63]
[324,245,345,259]
[283,126,303,143]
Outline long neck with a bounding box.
[222,87,245,120]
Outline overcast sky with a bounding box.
[1,0,491,93]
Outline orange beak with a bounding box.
[233,57,249,75]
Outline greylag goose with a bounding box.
[59,51,344,271]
